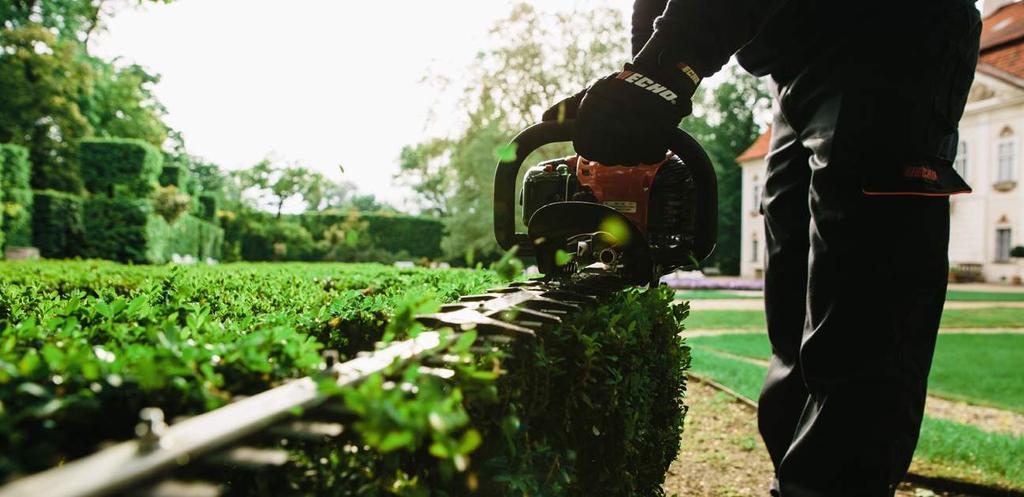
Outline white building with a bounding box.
[739,0,1024,283]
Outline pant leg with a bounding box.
[769,88,952,497]
[757,89,813,474]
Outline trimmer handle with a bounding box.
[493,120,718,263]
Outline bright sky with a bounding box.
[90,0,634,210]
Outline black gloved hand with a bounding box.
[542,88,586,123]
[574,62,699,165]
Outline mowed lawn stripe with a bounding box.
[690,333,1024,414]
[684,307,1024,330]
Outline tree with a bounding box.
[682,64,772,275]
[399,3,628,261]
[0,25,93,192]
[1,0,173,45]
[79,58,170,146]
[234,159,328,218]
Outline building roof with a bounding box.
[736,127,771,163]
[981,2,1024,81]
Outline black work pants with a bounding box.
[755,6,979,496]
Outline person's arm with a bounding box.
[635,0,791,78]
[631,0,669,57]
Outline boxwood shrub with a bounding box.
[158,164,191,190]
[0,261,688,495]
[78,138,162,198]
[31,190,84,258]
[1,144,33,248]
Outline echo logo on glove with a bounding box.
[615,70,679,104]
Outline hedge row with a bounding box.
[79,138,162,198]
[0,262,689,495]
[81,197,223,263]
[1,144,33,248]
[295,211,444,259]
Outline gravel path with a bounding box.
[663,381,978,496]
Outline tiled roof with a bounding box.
[982,1,1024,51]
[736,127,771,163]
[981,2,1024,81]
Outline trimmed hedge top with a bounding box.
[79,138,162,198]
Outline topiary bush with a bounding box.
[1,144,34,248]
[78,138,162,198]
[81,192,222,263]
[196,193,220,221]
[81,197,152,263]
[158,163,191,190]
[31,190,83,258]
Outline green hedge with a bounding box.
[0,262,688,495]
[82,198,222,263]
[296,211,444,259]
[1,144,33,248]
[146,213,223,263]
[31,190,84,258]
[197,193,219,221]
[158,164,191,190]
[81,197,151,263]
[79,138,162,198]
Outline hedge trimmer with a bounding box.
[494,120,718,286]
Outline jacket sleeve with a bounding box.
[634,0,791,77]
[631,0,669,57]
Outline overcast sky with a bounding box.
[90,0,634,210]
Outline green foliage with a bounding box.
[682,65,772,275]
[0,0,174,44]
[297,211,444,260]
[473,288,689,496]
[150,184,191,223]
[158,164,191,190]
[79,59,169,147]
[79,138,162,198]
[399,4,628,259]
[233,158,327,218]
[0,261,501,480]
[197,193,220,221]
[145,214,223,263]
[0,26,91,192]
[0,262,689,495]
[0,144,31,191]
[81,197,221,263]
[1,144,34,247]
[81,197,151,262]
[1011,246,1024,258]
[31,190,83,258]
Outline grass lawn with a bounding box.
[930,334,1024,413]
[690,332,1024,413]
[674,289,762,300]
[678,289,1024,302]
[689,348,1024,490]
[947,290,1024,302]
[685,307,1024,330]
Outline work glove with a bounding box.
[570,62,699,165]
[542,88,586,122]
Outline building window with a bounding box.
[751,236,759,263]
[997,137,1016,183]
[996,228,1013,262]
[954,140,968,179]
[752,183,763,213]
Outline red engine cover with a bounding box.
[576,155,667,233]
